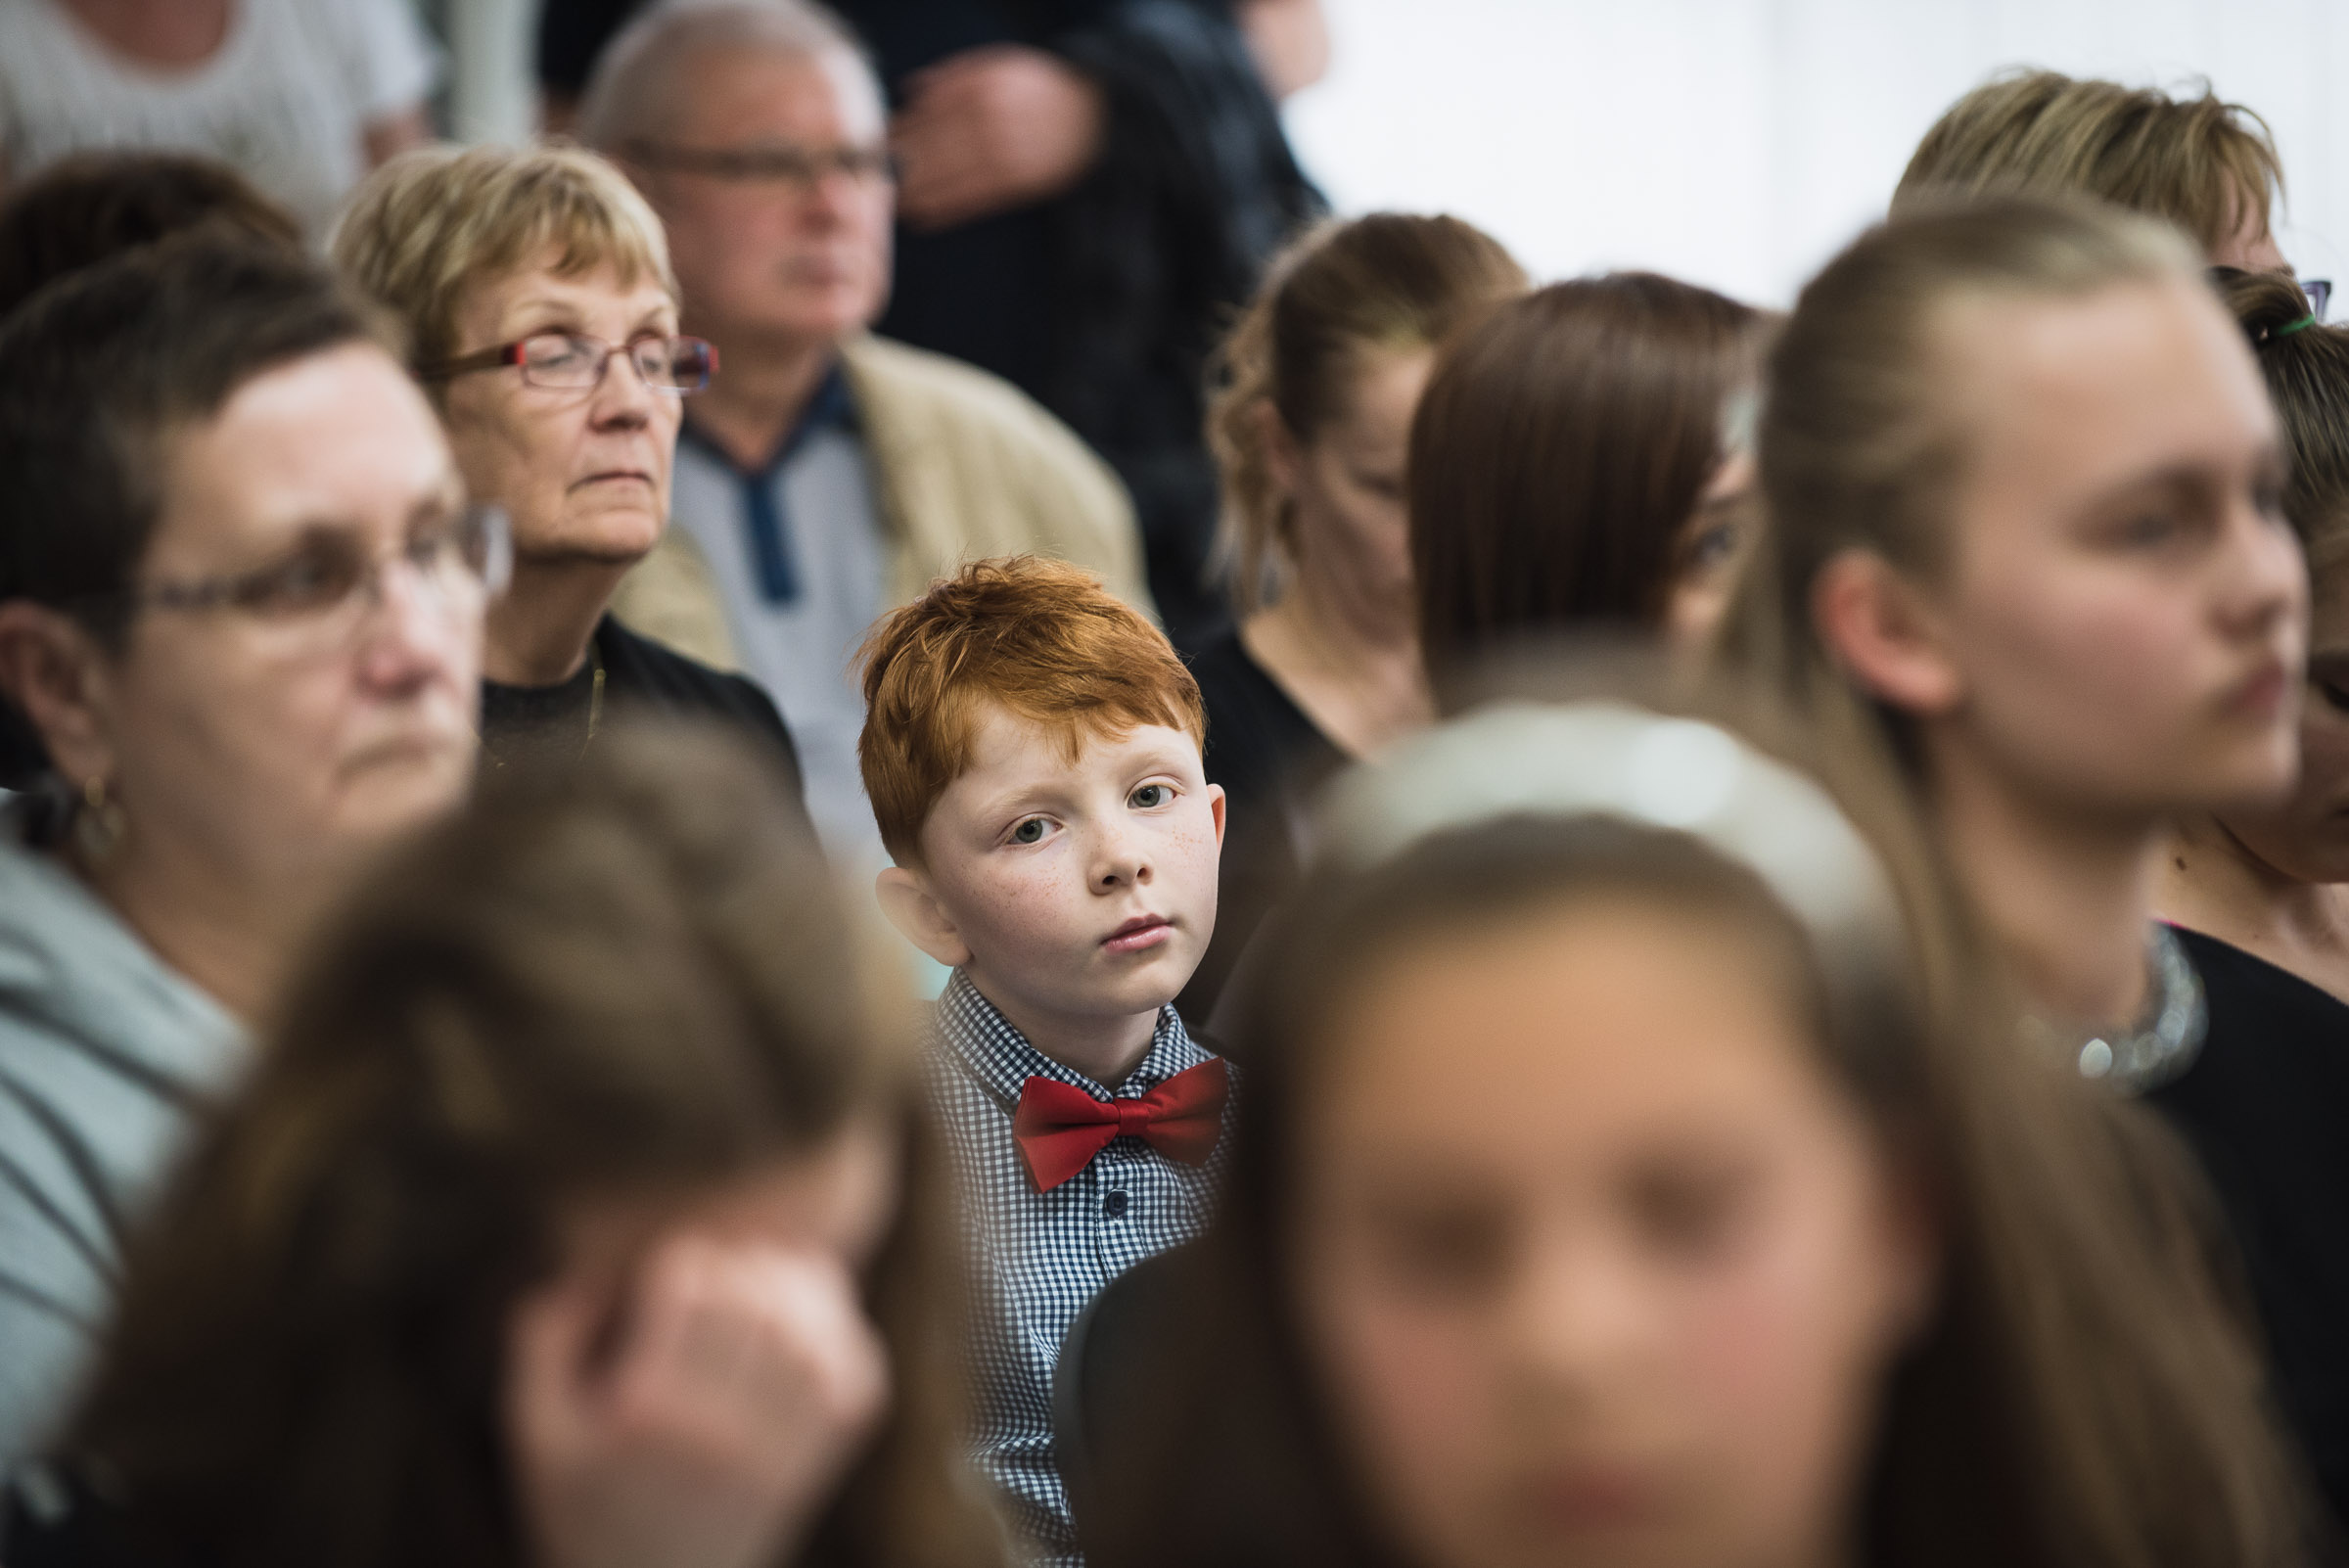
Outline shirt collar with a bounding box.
[678,357,858,482]
[934,969,1211,1112]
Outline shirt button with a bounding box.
[1102,1190,1129,1219]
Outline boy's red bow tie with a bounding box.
[1011,1059,1230,1192]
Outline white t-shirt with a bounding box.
[0,0,438,237]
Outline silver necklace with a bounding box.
[2034,924,2206,1093]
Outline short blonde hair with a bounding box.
[331,142,677,375]
[1894,69,2284,258]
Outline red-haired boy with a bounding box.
[859,557,1229,1560]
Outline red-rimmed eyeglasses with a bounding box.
[420,332,717,394]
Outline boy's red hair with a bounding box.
[857,557,1206,868]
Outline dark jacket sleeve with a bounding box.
[1039,2,1323,644]
[535,0,650,97]
[1042,1,1323,464]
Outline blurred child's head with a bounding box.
[65,722,998,1568]
[860,557,1223,1032]
[1251,707,1934,1568]
[1083,702,2301,1568]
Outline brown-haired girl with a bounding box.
[0,723,1003,1568]
[1409,272,1771,691]
[1183,212,1525,1019]
[1718,197,2307,1087]
[1070,702,2307,1568]
[2155,268,2349,1529]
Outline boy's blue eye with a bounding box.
[1010,818,1047,845]
[1129,784,1170,809]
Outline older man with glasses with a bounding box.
[579,0,1150,868]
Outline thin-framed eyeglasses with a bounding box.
[117,502,511,647]
[625,139,898,191]
[419,333,716,394]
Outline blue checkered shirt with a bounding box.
[927,971,1234,1563]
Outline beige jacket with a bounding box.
[612,334,1153,669]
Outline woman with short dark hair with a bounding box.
[0,236,490,1459]
[0,149,306,793]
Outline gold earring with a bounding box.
[73,774,126,866]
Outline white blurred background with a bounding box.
[1279,0,2349,304]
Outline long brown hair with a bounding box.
[1409,274,1766,689]
[1207,212,1527,616]
[1080,697,2309,1568]
[59,722,1005,1568]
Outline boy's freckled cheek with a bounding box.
[969,861,1082,937]
[1170,813,1223,864]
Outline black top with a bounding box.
[1178,631,1345,1029]
[1,1461,188,1568]
[481,616,808,808]
[2149,925,2349,1530]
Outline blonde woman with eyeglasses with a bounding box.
[0,238,491,1462]
[335,142,811,790]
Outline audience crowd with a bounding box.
[0,6,2344,1567]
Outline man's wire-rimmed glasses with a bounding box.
[625,139,898,192]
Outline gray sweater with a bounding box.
[0,822,242,1464]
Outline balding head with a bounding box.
[582,0,896,356]
[578,0,878,153]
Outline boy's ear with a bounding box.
[1207,781,1226,849]
[875,865,974,969]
